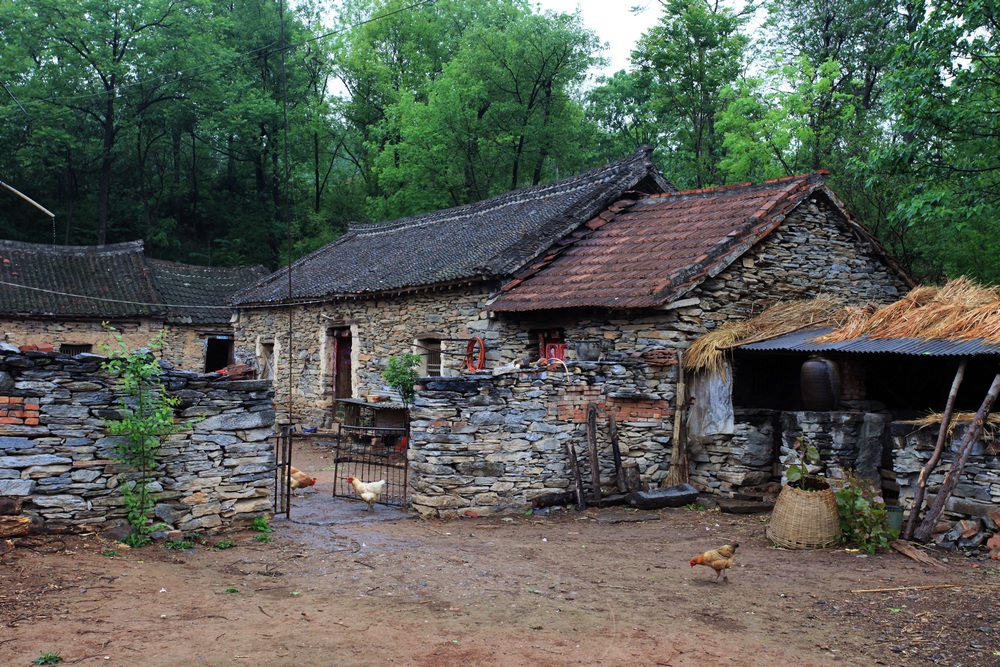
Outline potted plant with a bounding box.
[766,436,841,549]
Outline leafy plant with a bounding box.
[253,534,273,543]
[164,539,195,550]
[102,549,118,558]
[382,353,421,407]
[784,435,822,487]
[835,471,896,553]
[225,587,239,594]
[212,539,236,550]
[251,516,273,533]
[33,652,62,665]
[101,326,187,543]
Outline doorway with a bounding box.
[204,335,233,372]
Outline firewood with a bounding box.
[890,539,947,569]
[0,515,30,538]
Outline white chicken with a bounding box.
[346,476,386,511]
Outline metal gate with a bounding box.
[331,424,408,508]
[273,424,293,517]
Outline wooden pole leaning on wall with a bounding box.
[586,402,601,502]
[903,358,967,540]
[913,371,1000,543]
[663,349,689,487]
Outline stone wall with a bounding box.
[408,360,676,518]
[0,347,275,532]
[891,421,1000,521]
[0,317,216,373]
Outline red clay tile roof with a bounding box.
[232,148,674,306]
[488,173,887,312]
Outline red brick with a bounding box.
[18,345,37,352]
[0,417,23,424]
[24,404,39,412]
[36,344,54,353]
[23,418,38,425]
[8,397,22,404]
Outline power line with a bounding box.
[0,280,234,310]
[0,0,435,113]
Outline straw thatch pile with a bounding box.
[684,296,850,374]
[684,278,1000,374]
[819,277,1000,344]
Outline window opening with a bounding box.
[204,335,233,373]
[537,329,565,361]
[259,342,275,380]
[59,344,93,355]
[416,338,442,377]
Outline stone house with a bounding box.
[230,147,673,425]
[404,172,914,516]
[0,239,266,371]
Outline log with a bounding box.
[608,414,626,493]
[622,462,643,493]
[914,372,1000,543]
[0,496,24,516]
[663,350,689,487]
[586,402,601,502]
[0,515,30,538]
[904,359,966,540]
[565,440,586,511]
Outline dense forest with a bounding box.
[0,0,997,283]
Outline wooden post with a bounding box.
[914,372,1000,543]
[904,359,966,540]
[663,350,689,487]
[586,402,601,502]
[622,462,643,493]
[609,413,626,493]
[565,440,586,511]
[0,516,30,538]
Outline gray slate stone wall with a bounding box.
[409,361,674,518]
[892,422,1000,521]
[0,348,275,532]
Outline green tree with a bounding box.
[873,0,1000,282]
[629,0,751,189]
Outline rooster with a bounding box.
[289,466,316,490]
[689,543,738,583]
[346,476,386,511]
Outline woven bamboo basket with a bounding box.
[766,480,840,549]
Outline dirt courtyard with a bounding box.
[2,439,998,667]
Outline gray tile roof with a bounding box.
[147,259,268,325]
[0,240,161,318]
[232,148,673,305]
[0,239,265,324]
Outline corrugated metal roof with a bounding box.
[736,327,1000,356]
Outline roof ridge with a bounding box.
[654,172,823,199]
[0,239,145,255]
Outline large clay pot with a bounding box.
[766,479,841,549]
[800,356,841,410]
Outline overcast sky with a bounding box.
[533,1,663,78]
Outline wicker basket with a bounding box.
[766,480,841,549]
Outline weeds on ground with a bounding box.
[33,652,62,665]
[164,539,195,550]
[212,539,237,550]
[251,516,273,533]
[254,534,273,543]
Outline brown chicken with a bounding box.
[289,466,316,489]
[689,543,738,583]
[346,476,386,511]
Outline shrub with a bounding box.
[835,471,897,553]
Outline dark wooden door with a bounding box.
[330,328,352,399]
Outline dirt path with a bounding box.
[1,440,997,667]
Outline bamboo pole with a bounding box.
[903,359,967,540]
[914,372,1000,543]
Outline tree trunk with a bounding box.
[913,372,1000,543]
[664,350,689,487]
[903,359,966,540]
